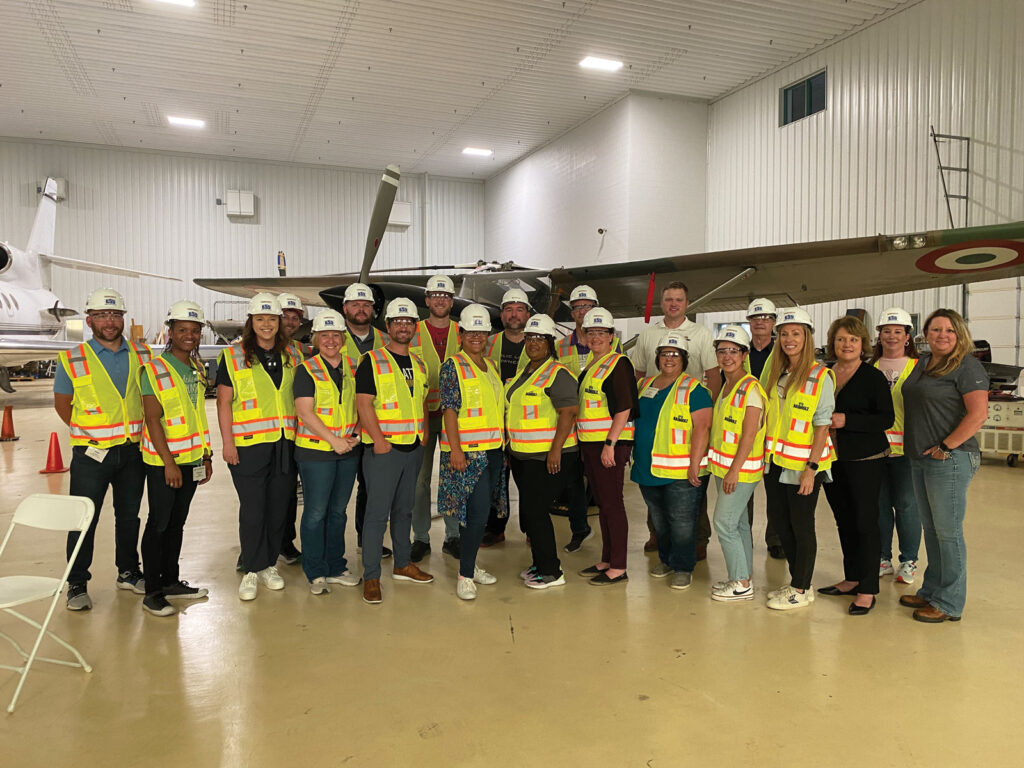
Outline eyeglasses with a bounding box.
[570,303,596,312]
[389,318,415,326]
[658,350,682,358]
[88,311,124,320]
[425,292,453,300]
[748,314,773,321]
[716,347,744,356]
[524,334,549,342]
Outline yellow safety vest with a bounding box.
[765,364,836,471]
[344,327,387,362]
[875,358,917,456]
[60,340,152,448]
[219,344,296,446]
[555,333,622,376]
[439,352,505,452]
[411,321,460,411]
[639,374,709,478]
[360,347,428,445]
[141,356,210,466]
[486,333,529,381]
[506,359,579,453]
[743,346,775,390]
[295,354,359,451]
[578,351,635,442]
[285,339,312,368]
[708,374,767,482]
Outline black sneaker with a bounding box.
[66,583,92,611]
[280,543,302,565]
[410,541,430,563]
[116,569,146,595]
[142,593,177,617]
[382,545,393,560]
[563,527,593,553]
[163,580,210,600]
[442,538,461,559]
[768,545,786,560]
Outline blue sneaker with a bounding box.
[116,569,145,595]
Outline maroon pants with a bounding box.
[580,442,632,569]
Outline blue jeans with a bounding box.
[910,452,980,617]
[878,454,921,562]
[639,476,707,573]
[713,476,756,581]
[297,455,359,581]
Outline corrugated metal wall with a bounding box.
[703,0,1024,359]
[0,139,483,336]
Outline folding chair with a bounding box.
[0,493,95,713]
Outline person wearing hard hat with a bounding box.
[437,304,506,600]
[631,332,713,591]
[355,297,435,604]
[575,308,638,586]
[215,292,298,602]
[762,307,836,611]
[707,325,767,602]
[871,307,921,585]
[137,300,213,616]
[506,314,580,589]
[292,310,362,596]
[410,274,462,563]
[277,292,311,565]
[54,288,154,611]
[555,285,622,375]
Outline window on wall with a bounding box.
[780,70,827,126]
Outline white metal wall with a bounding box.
[0,139,483,336]
[704,0,1024,360]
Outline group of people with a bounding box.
[53,277,988,622]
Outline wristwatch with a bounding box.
[806,461,819,471]
[605,438,617,446]
[939,440,952,453]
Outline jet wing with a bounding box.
[193,274,427,307]
[0,338,77,368]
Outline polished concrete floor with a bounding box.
[1,380,1022,766]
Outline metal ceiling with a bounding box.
[0,0,919,178]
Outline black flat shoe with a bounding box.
[818,584,858,596]
[848,596,876,615]
[589,571,628,586]
[577,564,606,577]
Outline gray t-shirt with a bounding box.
[506,364,579,459]
[903,354,988,456]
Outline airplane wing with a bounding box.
[0,338,77,368]
[193,274,383,307]
[42,254,182,281]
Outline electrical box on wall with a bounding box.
[388,200,412,228]
[226,190,255,217]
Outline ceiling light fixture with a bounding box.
[462,147,493,157]
[155,0,196,7]
[579,56,623,72]
[167,116,205,128]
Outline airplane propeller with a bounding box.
[358,165,401,284]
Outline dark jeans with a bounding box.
[639,476,708,573]
[361,445,421,581]
[230,440,297,573]
[763,463,824,590]
[513,453,578,577]
[142,463,198,596]
[459,450,505,578]
[297,455,359,581]
[746,488,782,548]
[878,454,921,562]
[824,459,884,595]
[67,442,145,585]
[565,455,592,535]
[484,462,520,536]
[580,442,632,570]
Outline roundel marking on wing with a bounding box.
[916,241,1024,274]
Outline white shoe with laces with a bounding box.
[457,576,477,600]
[767,587,812,611]
[711,580,754,601]
[327,570,361,587]
[895,560,917,584]
[310,577,330,595]
[238,572,259,601]
[879,559,895,576]
[473,567,497,585]
[258,566,285,590]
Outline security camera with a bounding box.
[597,227,607,235]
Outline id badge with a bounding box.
[192,465,207,482]
[641,386,659,399]
[85,446,109,463]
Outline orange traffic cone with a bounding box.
[0,405,18,442]
[39,432,70,474]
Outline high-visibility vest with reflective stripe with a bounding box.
[578,352,635,442]
[765,364,836,471]
[639,374,709,477]
[439,352,505,452]
[344,327,387,363]
[486,333,529,381]
[360,348,428,445]
[295,354,359,451]
[141,356,210,466]
[708,374,767,482]
[875,357,917,456]
[59,340,151,447]
[744,346,774,390]
[219,344,296,445]
[285,340,312,368]
[506,359,578,453]
[555,333,622,376]
[411,321,459,411]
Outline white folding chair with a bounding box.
[0,493,95,713]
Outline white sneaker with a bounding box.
[767,584,792,600]
[767,588,812,611]
[238,572,259,601]
[895,560,917,584]
[712,580,729,591]
[457,576,477,600]
[310,577,330,595]
[473,566,497,585]
[711,580,754,601]
[879,559,895,576]
[326,570,361,587]
[258,566,285,590]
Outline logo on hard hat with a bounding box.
[105,298,116,305]
[188,310,199,319]
[261,303,271,311]
[886,314,898,322]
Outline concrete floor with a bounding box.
[1,380,1022,766]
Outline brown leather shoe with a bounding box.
[899,594,930,609]
[392,563,434,583]
[913,604,961,623]
[643,536,658,552]
[362,579,382,604]
[696,543,708,561]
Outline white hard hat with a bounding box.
[524,314,557,337]
[501,288,529,308]
[459,304,492,333]
[656,330,690,353]
[715,324,751,348]
[85,288,125,313]
[311,309,346,333]
[581,307,615,330]
[570,285,599,304]
[343,282,374,303]
[166,300,205,325]
[278,293,304,314]
[385,297,418,321]
[877,307,913,329]
[776,306,814,331]
[746,298,777,319]
[425,274,455,294]
[248,292,283,317]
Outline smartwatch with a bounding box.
[806,461,819,471]
[605,438,617,447]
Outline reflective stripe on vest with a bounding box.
[360,348,428,445]
[578,351,635,442]
[708,374,767,482]
[640,374,708,477]
[60,340,149,447]
[286,340,312,368]
[439,352,504,452]
[221,344,297,445]
[506,359,578,452]
[141,356,210,465]
[875,358,917,456]
[766,364,836,471]
[411,321,460,411]
[295,354,359,450]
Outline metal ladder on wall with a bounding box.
[929,125,971,228]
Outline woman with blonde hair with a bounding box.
[898,309,988,623]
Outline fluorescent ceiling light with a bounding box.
[579,56,623,72]
[167,116,205,128]
[462,147,493,157]
[155,0,196,7]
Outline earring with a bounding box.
[905,339,910,347]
